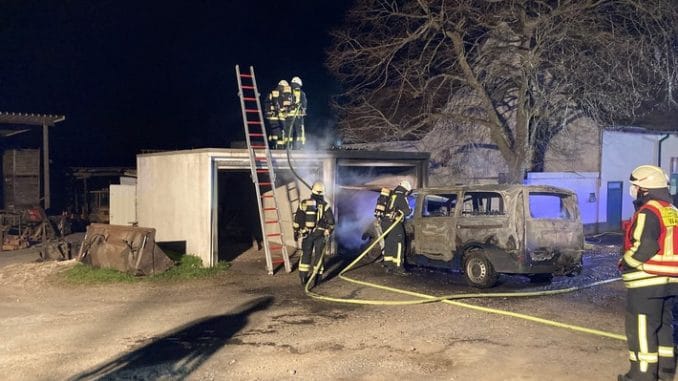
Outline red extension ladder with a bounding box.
[235,65,292,274]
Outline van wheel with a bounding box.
[463,250,498,288]
[528,274,553,284]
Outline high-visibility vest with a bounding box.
[624,199,678,276]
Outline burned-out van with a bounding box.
[405,184,584,288]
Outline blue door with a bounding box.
[607,181,623,229]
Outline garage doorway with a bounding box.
[216,171,262,262]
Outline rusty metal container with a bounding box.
[76,223,175,275]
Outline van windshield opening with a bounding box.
[528,192,574,220]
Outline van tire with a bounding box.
[463,250,498,288]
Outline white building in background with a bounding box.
[598,128,678,229]
[527,128,678,232]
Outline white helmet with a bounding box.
[399,180,412,192]
[278,80,289,87]
[629,165,668,189]
[291,76,303,86]
[311,181,325,195]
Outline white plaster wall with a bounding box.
[599,131,661,222]
[524,172,599,224]
[109,184,136,226]
[137,152,213,266]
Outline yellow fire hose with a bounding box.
[303,214,626,342]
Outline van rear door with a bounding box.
[524,190,584,262]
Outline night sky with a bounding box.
[1,1,350,167]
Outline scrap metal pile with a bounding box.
[0,207,71,260]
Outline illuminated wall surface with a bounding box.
[525,172,598,225]
[527,129,678,231]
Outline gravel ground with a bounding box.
[0,235,635,381]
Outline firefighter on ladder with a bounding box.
[266,80,292,149]
[289,76,307,149]
[619,165,678,381]
[293,181,335,287]
[277,79,293,149]
[264,88,282,149]
[380,180,412,274]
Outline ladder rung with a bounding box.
[262,195,273,198]
[250,133,264,137]
[247,121,262,125]
[243,97,257,101]
[265,220,279,224]
[241,85,255,89]
[251,145,267,149]
[240,73,253,78]
[256,169,269,173]
[263,207,277,211]
[259,182,272,186]
[245,109,259,113]
[272,259,285,264]
[267,233,281,237]
[270,245,283,251]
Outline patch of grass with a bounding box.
[63,263,139,284]
[62,255,230,284]
[151,255,231,281]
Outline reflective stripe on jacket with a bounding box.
[624,200,678,277]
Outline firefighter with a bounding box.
[264,89,281,149]
[289,76,307,149]
[371,187,392,258]
[381,180,412,274]
[277,79,293,149]
[619,165,678,381]
[293,181,335,287]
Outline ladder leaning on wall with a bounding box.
[234,65,292,275]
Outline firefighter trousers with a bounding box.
[380,218,405,270]
[267,119,283,149]
[623,290,676,381]
[298,230,326,285]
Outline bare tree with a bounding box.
[327,0,678,183]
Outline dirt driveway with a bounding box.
[0,237,632,381]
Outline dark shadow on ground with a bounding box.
[69,296,274,381]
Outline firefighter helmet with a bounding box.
[278,80,289,87]
[311,181,325,195]
[399,180,412,192]
[291,76,303,86]
[629,165,668,189]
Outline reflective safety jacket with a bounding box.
[622,199,678,288]
[293,197,335,233]
[383,185,412,220]
[277,83,293,118]
[264,91,280,121]
[289,85,307,117]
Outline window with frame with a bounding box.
[422,194,457,217]
[528,192,573,220]
[461,192,504,216]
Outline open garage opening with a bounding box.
[334,164,417,255]
[216,170,262,262]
